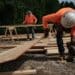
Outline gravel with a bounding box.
[0,53,75,75]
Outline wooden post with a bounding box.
[4,26,18,41]
[0,69,37,75]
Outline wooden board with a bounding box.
[0,69,37,75]
[0,36,43,63]
[34,37,70,47]
[45,47,68,55]
[27,49,45,52]
[0,24,42,28]
[0,33,43,40]
[0,45,17,49]
[34,42,67,47]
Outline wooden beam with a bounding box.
[34,43,67,47]
[31,46,44,49]
[0,45,17,49]
[45,47,68,55]
[0,36,43,63]
[26,49,46,53]
[0,24,53,28]
[0,69,37,75]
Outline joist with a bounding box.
[39,37,70,43]
[34,43,48,47]
[48,43,67,47]
[28,49,45,52]
[34,42,67,47]
[45,47,68,55]
[0,44,44,49]
[46,47,59,54]
[0,36,43,64]
[31,46,44,49]
[26,49,46,53]
[0,45,17,49]
[0,34,43,41]
[0,69,37,75]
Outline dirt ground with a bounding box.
[0,53,75,75]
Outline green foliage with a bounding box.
[0,0,75,25]
[60,1,75,8]
[0,0,5,11]
[0,0,60,25]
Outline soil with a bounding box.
[0,53,75,75]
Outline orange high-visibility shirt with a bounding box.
[42,7,75,29]
[23,14,37,24]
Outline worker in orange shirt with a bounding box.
[42,7,75,62]
[23,11,37,40]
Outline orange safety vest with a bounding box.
[23,14,37,24]
[42,7,75,29]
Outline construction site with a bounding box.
[0,0,75,75]
[0,25,74,75]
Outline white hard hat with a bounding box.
[61,11,75,28]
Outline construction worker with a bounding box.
[67,26,75,62]
[42,7,75,62]
[23,11,37,40]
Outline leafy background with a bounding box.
[0,0,75,34]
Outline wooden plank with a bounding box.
[0,34,28,40]
[0,24,42,28]
[31,46,44,49]
[0,45,17,49]
[0,69,37,75]
[0,45,44,49]
[45,47,68,55]
[0,34,43,40]
[27,49,46,53]
[34,43,67,47]
[0,36,43,63]
[34,43,48,47]
[0,24,53,28]
[46,47,59,54]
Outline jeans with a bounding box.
[26,27,35,39]
[53,24,65,57]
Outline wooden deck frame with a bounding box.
[0,36,43,64]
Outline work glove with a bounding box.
[43,28,50,38]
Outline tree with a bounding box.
[60,1,75,8]
[1,0,73,25]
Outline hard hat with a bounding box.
[61,11,75,28]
